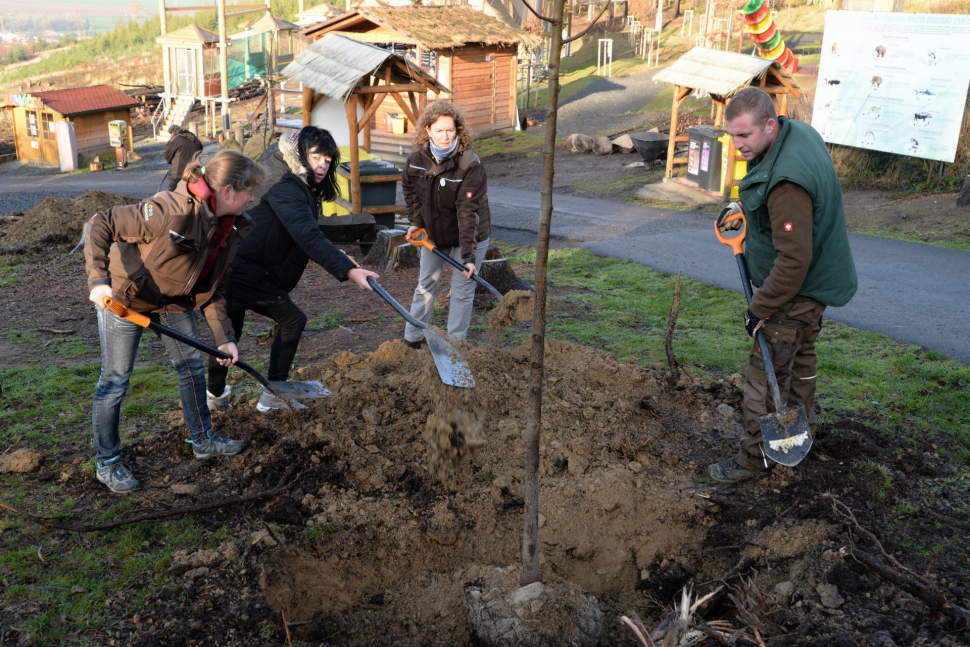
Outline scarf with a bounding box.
[429,138,459,164]
[188,175,236,281]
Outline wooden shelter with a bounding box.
[300,6,538,146]
[155,25,221,140]
[653,47,801,198]
[283,33,449,214]
[229,14,303,87]
[1,85,137,166]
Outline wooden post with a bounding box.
[345,98,361,213]
[665,85,681,178]
[302,87,313,127]
[361,95,372,153]
[714,97,724,126]
[217,0,229,133]
[779,92,789,117]
[722,134,737,200]
[159,0,167,36]
[266,80,275,135]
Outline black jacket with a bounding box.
[228,139,356,307]
[164,131,203,182]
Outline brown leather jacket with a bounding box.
[83,183,255,346]
[402,146,491,261]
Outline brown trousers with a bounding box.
[736,296,826,470]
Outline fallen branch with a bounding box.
[664,273,682,386]
[0,464,300,533]
[844,546,968,629]
[37,328,76,335]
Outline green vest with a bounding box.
[738,117,858,308]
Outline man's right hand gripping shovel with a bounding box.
[714,203,813,467]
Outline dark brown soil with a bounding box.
[1,206,968,647]
[0,190,137,248]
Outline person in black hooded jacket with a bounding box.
[206,127,378,412]
[163,126,204,192]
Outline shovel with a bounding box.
[714,207,812,467]
[406,228,503,300]
[101,296,296,407]
[365,277,476,388]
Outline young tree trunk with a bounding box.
[674,0,682,19]
[521,0,567,588]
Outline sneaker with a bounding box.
[96,456,140,494]
[707,458,771,484]
[404,338,425,350]
[207,385,232,412]
[188,433,245,459]
[256,391,306,413]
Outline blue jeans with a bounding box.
[93,307,212,461]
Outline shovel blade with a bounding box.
[268,380,332,399]
[760,404,812,466]
[424,330,476,388]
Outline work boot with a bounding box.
[96,456,139,494]
[206,385,232,412]
[707,458,771,484]
[404,338,425,350]
[256,390,307,413]
[188,432,245,459]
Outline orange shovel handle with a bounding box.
[406,228,436,252]
[714,212,746,257]
[102,296,151,328]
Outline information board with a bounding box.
[812,11,970,163]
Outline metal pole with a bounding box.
[217,0,229,133]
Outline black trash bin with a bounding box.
[695,127,727,192]
[340,159,402,208]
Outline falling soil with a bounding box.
[0,190,136,248]
[487,289,535,335]
[776,405,800,429]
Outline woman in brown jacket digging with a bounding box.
[402,102,492,347]
[84,150,265,494]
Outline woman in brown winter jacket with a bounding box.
[402,102,492,347]
[84,150,264,494]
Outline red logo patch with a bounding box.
[466,191,473,199]
[784,222,793,232]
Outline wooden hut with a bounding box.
[283,33,449,215]
[300,5,538,159]
[653,47,802,198]
[155,24,221,141]
[1,85,137,167]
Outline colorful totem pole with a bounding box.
[740,0,798,73]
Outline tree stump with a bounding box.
[958,175,970,208]
[477,259,518,296]
[388,242,420,272]
[362,228,408,268]
[464,565,603,647]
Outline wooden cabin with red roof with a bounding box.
[2,85,138,166]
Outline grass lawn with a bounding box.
[488,243,970,464]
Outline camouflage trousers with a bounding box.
[736,296,827,471]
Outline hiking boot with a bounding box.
[707,458,771,484]
[188,433,245,459]
[256,391,306,413]
[207,385,232,412]
[96,456,139,494]
[404,338,425,350]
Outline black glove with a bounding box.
[744,309,767,337]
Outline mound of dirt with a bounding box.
[487,289,535,334]
[0,190,137,248]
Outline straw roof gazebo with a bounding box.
[654,47,801,188]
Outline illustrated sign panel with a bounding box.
[812,11,970,163]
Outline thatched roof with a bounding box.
[282,33,449,100]
[653,47,798,97]
[302,6,540,49]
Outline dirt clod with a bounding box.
[1,191,136,248]
[487,289,535,334]
[0,448,44,474]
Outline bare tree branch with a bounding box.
[563,2,612,44]
[0,464,301,533]
[521,0,560,24]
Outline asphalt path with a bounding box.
[486,185,970,365]
[3,166,968,363]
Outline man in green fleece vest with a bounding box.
[709,88,857,484]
